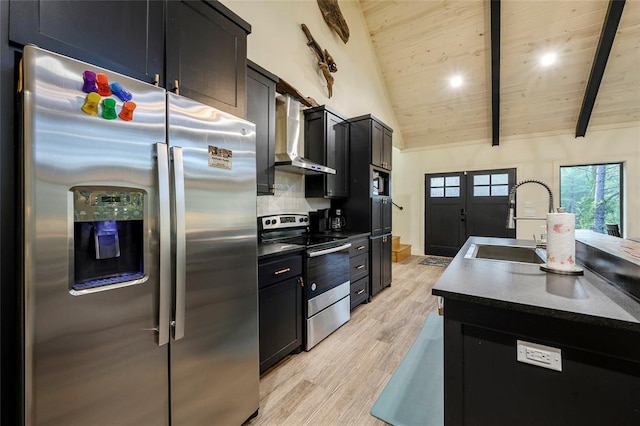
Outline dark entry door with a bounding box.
[425,169,516,256]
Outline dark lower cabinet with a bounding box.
[258,254,303,374]
[247,60,278,196]
[349,237,370,309]
[9,0,164,84]
[370,234,392,297]
[443,299,640,426]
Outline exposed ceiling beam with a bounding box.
[490,0,501,146]
[575,0,626,137]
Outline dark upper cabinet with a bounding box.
[9,0,164,85]
[371,197,392,237]
[166,0,250,117]
[247,61,278,196]
[304,106,349,198]
[351,115,393,171]
[382,197,392,234]
[10,0,251,117]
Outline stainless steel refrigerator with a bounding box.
[21,45,259,425]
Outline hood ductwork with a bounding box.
[274,95,336,175]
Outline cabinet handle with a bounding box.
[356,289,365,295]
[173,79,180,95]
[299,277,304,287]
[356,265,365,270]
[274,267,291,275]
[153,73,160,87]
[357,245,366,250]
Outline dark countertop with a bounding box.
[432,236,640,332]
[321,231,371,240]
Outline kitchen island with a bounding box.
[432,236,640,426]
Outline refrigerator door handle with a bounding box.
[171,146,186,340]
[156,143,171,346]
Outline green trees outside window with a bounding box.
[560,163,622,234]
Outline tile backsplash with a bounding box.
[257,170,330,216]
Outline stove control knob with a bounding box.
[299,218,304,222]
[304,217,308,222]
[265,219,271,225]
[311,283,317,291]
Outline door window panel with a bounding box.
[473,173,510,197]
[430,176,460,198]
[491,185,509,196]
[445,187,460,197]
[431,188,444,197]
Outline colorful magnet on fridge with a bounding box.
[81,92,101,115]
[110,81,132,102]
[118,101,136,121]
[82,70,97,93]
[101,98,117,120]
[96,73,112,96]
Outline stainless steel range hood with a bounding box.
[274,95,336,175]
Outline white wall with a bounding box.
[222,0,402,145]
[393,125,640,254]
[222,0,403,216]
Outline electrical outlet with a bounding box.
[517,340,562,371]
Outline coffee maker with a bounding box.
[330,208,346,231]
[309,208,331,233]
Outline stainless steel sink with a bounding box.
[464,243,546,264]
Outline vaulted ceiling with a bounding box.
[358,0,640,150]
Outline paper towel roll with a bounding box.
[546,212,576,271]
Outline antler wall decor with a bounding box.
[301,23,337,98]
[317,0,350,43]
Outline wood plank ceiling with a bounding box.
[359,0,640,150]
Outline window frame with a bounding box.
[559,162,624,235]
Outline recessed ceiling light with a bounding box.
[450,75,463,88]
[540,52,557,67]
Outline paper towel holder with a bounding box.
[540,263,584,275]
[540,207,584,276]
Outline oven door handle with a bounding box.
[308,243,352,258]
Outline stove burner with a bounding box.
[258,214,347,250]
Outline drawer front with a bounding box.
[349,237,369,256]
[258,254,302,288]
[350,276,369,310]
[349,252,369,282]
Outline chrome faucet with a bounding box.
[506,180,554,229]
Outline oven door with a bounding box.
[305,242,351,301]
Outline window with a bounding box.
[560,163,623,234]
[472,173,509,197]
[430,176,460,198]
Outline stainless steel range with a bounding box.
[259,214,351,350]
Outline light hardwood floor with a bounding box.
[247,255,445,426]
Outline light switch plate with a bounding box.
[517,340,562,371]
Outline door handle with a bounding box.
[171,146,186,341]
[156,143,171,346]
[460,208,466,222]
